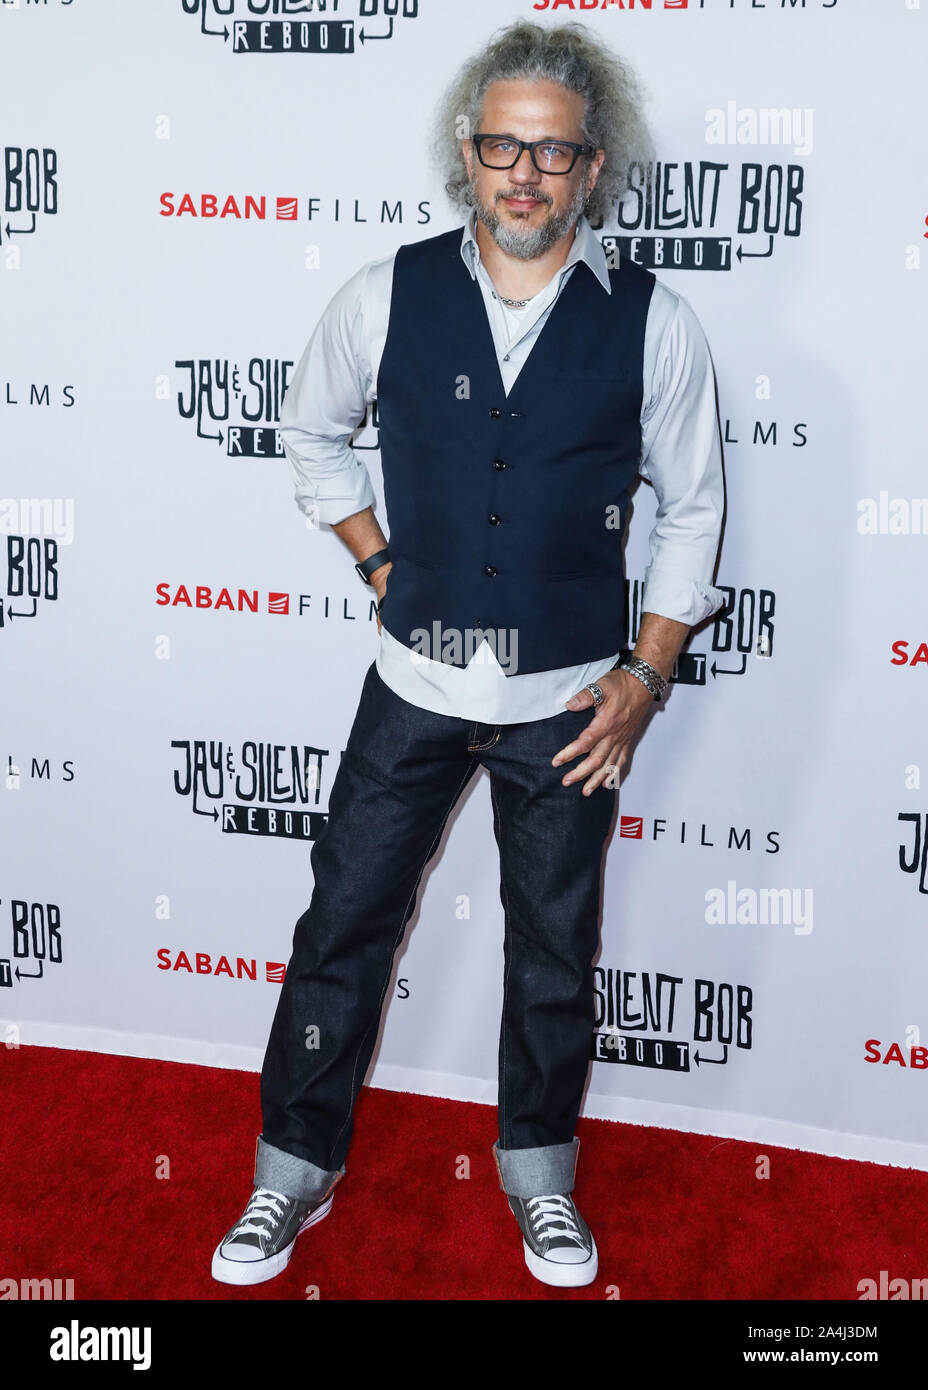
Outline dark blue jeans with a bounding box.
[256,661,616,1203]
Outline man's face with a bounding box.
[462,79,605,260]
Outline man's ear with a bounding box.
[586,148,606,196]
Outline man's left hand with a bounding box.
[552,669,654,795]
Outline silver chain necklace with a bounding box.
[499,294,530,308]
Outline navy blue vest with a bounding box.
[375,226,655,676]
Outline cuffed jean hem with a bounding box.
[254,1135,345,1204]
[492,1138,580,1199]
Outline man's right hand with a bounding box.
[371,563,391,634]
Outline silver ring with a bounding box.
[585,681,605,707]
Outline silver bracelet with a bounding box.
[618,655,668,702]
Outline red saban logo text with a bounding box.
[890,641,928,667]
[157,948,285,983]
[533,1,691,10]
[865,1039,928,1070]
[156,583,288,614]
[160,193,299,221]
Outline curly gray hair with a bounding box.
[430,20,654,230]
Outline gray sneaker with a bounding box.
[211,1184,334,1286]
[508,1192,598,1287]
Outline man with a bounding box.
[212,19,724,1291]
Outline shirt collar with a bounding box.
[460,209,614,295]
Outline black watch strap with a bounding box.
[354,547,391,584]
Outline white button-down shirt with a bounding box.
[279,212,725,723]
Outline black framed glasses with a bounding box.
[472,133,599,175]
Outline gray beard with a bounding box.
[470,177,589,260]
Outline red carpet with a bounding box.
[2,1045,926,1301]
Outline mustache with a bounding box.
[496,188,551,204]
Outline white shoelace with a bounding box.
[231,1187,289,1240]
[525,1194,587,1246]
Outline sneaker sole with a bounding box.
[522,1234,598,1288]
[211,1193,334,1287]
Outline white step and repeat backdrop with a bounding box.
[2,0,927,1171]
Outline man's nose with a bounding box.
[508,147,541,183]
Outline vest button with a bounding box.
[488,514,501,526]
[492,458,507,470]
[489,408,502,418]
[484,565,498,578]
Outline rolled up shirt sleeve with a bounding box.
[279,261,376,527]
[637,291,726,628]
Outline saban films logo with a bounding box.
[865,1035,928,1073]
[157,582,293,615]
[592,965,752,1072]
[619,814,780,854]
[531,1,841,12]
[159,195,431,225]
[184,0,420,55]
[171,738,331,840]
[156,581,379,624]
[157,948,286,984]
